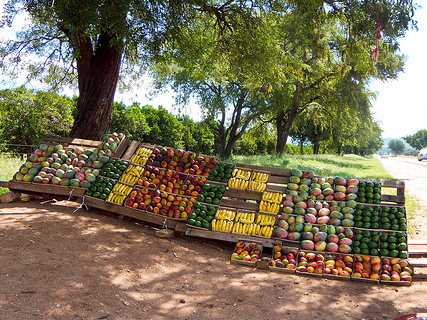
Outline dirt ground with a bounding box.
[1,158,427,320]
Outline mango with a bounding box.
[23,174,35,182]
[291,168,303,178]
[338,244,352,253]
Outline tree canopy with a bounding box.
[404,129,427,150]
[0,0,418,146]
[388,139,406,155]
[0,87,74,154]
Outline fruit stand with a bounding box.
[2,134,422,285]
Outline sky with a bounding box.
[368,3,427,139]
[0,1,426,139]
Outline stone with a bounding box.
[0,192,21,203]
[155,228,175,239]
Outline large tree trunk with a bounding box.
[275,83,302,154]
[69,31,122,140]
[218,90,260,159]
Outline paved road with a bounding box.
[379,156,427,207]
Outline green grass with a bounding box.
[231,154,394,180]
[0,154,26,194]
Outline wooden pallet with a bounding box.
[408,239,427,280]
[377,180,406,206]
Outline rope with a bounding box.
[67,189,74,201]
[73,196,88,213]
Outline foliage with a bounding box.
[150,9,274,159]
[265,1,415,153]
[404,129,427,150]
[110,102,150,142]
[233,121,276,156]
[0,0,274,138]
[388,139,406,155]
[0,87,74,154]
[176,115,216,155]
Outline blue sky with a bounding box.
[369,3,427,139]
[1,1,425,139]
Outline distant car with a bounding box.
[381,153,389,159]
[419,148,427,161]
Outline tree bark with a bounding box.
[69,31,122,140]
[275,83,301,154]
[313,142,320,154]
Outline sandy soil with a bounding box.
[1,158,427,320]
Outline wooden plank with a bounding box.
[120,140,140,160]
[378,180,406,189]
[67,138,100,148]
[381,194,405,205]
[43,135,101,148]
[84,196,181,229]
[408,240,427,245]
[184,226,276,247]
[0,180,10,188]
[219,198,259,211]
[265,184,287,193]
[408,259,427,268]
[408,249,427,257]
[8,181,86,198]
[113,138,132,159]
[268,175,289,185]
[413,273,427,280]
[233,162,292,177]
[223,188,263,201]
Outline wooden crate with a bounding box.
[377,180,406,206]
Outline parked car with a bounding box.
[381,153,389,159]
[418,148,427,161]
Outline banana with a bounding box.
[242,223,248,234]
[247,224,253,235]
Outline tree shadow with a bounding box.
[0,201,425,319]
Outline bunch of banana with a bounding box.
[256,214,276,226]
[261,191,283,203]
[259,201,281,214]
[232,168,251,180]
[211,219,233,232]
[232,222,258,235]
[248,180,267,192]
[259,191,283,213]
[228,177,249,189]
[235,211,256,224]
[120,164,144,185]
[106,182,132,204]
[130,146,152,165]
[252,171,269,183]
[254,225,274,238]
[215,208,236,221]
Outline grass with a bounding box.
[0,154,25,194]
[231,154,394,180]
